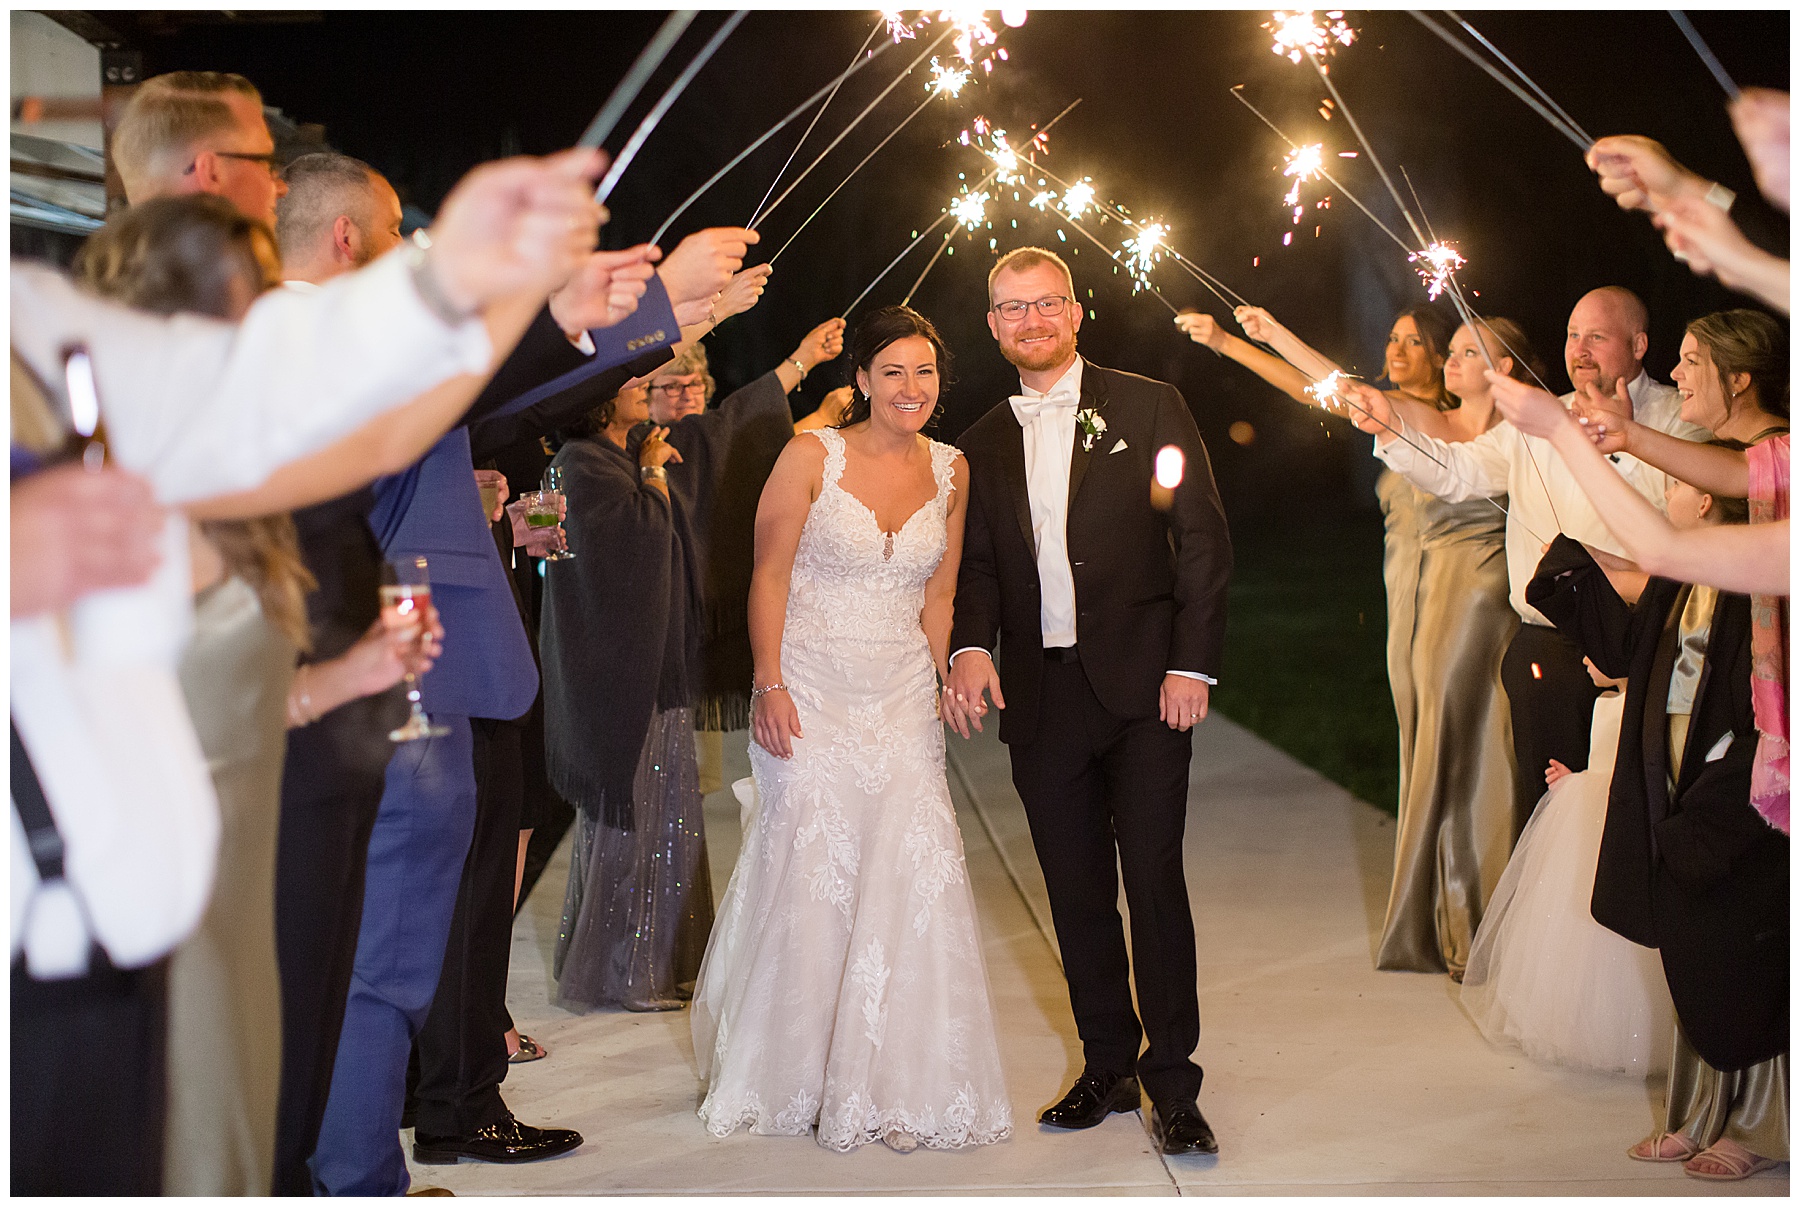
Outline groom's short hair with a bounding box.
[988,246,1075,301]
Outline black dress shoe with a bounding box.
[412,1111,584,1165]
[1039,1069,1141,1129]
[1149,1100,1217,1155]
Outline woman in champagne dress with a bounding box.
[692,307,1010,1153]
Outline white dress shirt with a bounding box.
[1373,370,1706,626]
[952,359,1213,684]
[11,248,494,976]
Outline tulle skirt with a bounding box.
[1460,698,1673,1073]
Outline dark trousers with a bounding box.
[1009,655,1203,1105]
[1501,622,1601,830]
[12,954,168,1196]
[270,748,388,1195]
[407,714,525,1137]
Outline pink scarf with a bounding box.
[1747,435,1789,834]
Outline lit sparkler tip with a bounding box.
[1266,10,1357,65]
[1304,369,1348,406]
[1029,189,1055,211]
[1408,241,1467,301]
[882,9,916,42]
[1122,220,1168,294]
[1000,8,1028,28]
[928,56,971,96]
[1060,178,1096,220]
[948,189,991,228]
[935,8,1000,68]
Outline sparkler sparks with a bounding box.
[927,57,971,96]
[1305,369,1348,406]
[882,10,916,41]
[949,190,991,228]
[1409,241,1467,300]
[1281,142,1324,209]
[936,8,1000,67]
[1029,189,1056,211]
[1267,10,1356,65]
[1121,221,1168,293]
[1060,178,1097,219]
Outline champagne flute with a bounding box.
[537,466,574,560]
[381,556,450,742]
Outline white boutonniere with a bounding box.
[1076,408,1106,452]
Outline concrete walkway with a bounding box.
[407,718,1787,1195]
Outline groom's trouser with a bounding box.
[1009,653,1203,1106]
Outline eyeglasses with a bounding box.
[651,382,706,399]
[213,150,284,179]
[991,295,1070,321]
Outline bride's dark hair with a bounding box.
[836,305,954,430]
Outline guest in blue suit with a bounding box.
[310,227,756,1193]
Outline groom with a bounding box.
[944,247,1231,1156]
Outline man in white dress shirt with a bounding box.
[1356,286,1709,825]
[946,248,1232,1155]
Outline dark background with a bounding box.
[110,8,1790,806]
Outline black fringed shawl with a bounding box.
[662,370,795,730]
[539,433,702,830]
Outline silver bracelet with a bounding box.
[640,464,667,483]
[790,357,808,377]
[405,244,477,326]
[750,683,788,701]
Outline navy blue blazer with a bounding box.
[367,284,679,722]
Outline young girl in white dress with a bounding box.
[1460,658,1675,1073]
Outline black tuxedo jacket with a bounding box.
[950,359,1232,746]
[1529,536,1786,1071]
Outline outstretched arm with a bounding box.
[1175,310,1315,406]
[920,456,970,683]
[1572,382,1750,497]
[1493,372,1791,595]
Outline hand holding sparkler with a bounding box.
[1652,194,1791,314]
[1336,379,1396,439]
[1173,311,1226,353]
[1729,88,1789,210]
[547,245,659,337]
[778,318,846,392]
[1585,135,1716,214]
[1485,373,1574,440]
[657,227,759,314]
[1231,305,1280,345]
[1569,380,1634,456]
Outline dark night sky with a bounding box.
[122,8,1789,529]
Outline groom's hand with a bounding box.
[1160,674,1210,732]
[944,650,1005,738]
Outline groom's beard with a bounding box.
[1001,326,1078,374]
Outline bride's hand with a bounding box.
[752,687,803,759]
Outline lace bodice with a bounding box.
[785,428,959,652]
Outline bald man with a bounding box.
[1369,286,1708,830]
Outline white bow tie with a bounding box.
[1011,389,1079,424]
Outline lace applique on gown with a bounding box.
[691,428,1012,1151]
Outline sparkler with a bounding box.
[1668,11,1741,100]
[747,16,887,225]
[1407,12,1593,152]
[928,57,972,97]
[1266,10,1356,67]
[767,40,981,265]
[939,8,1000,68]
[1060,178,1097,220]
[841,97,1080,318]
[650,34,901,246]
[750,27,953,230]
[1304,369,1348,407]
[882,9,916,41]
[595,11,746,203]
[948,189,992,228]
[1408,240,1465,300]
[1122,221,1169,294]
[1281,142,1324,220]
[576,12,697,149]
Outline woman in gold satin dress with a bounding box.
[1178,307,1537,978]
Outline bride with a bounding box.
[690,306,1012,1153]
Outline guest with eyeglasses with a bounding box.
[112,71,288,228]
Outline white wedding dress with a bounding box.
[691,428,1012,1152]
[1460,690,1674,1073]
